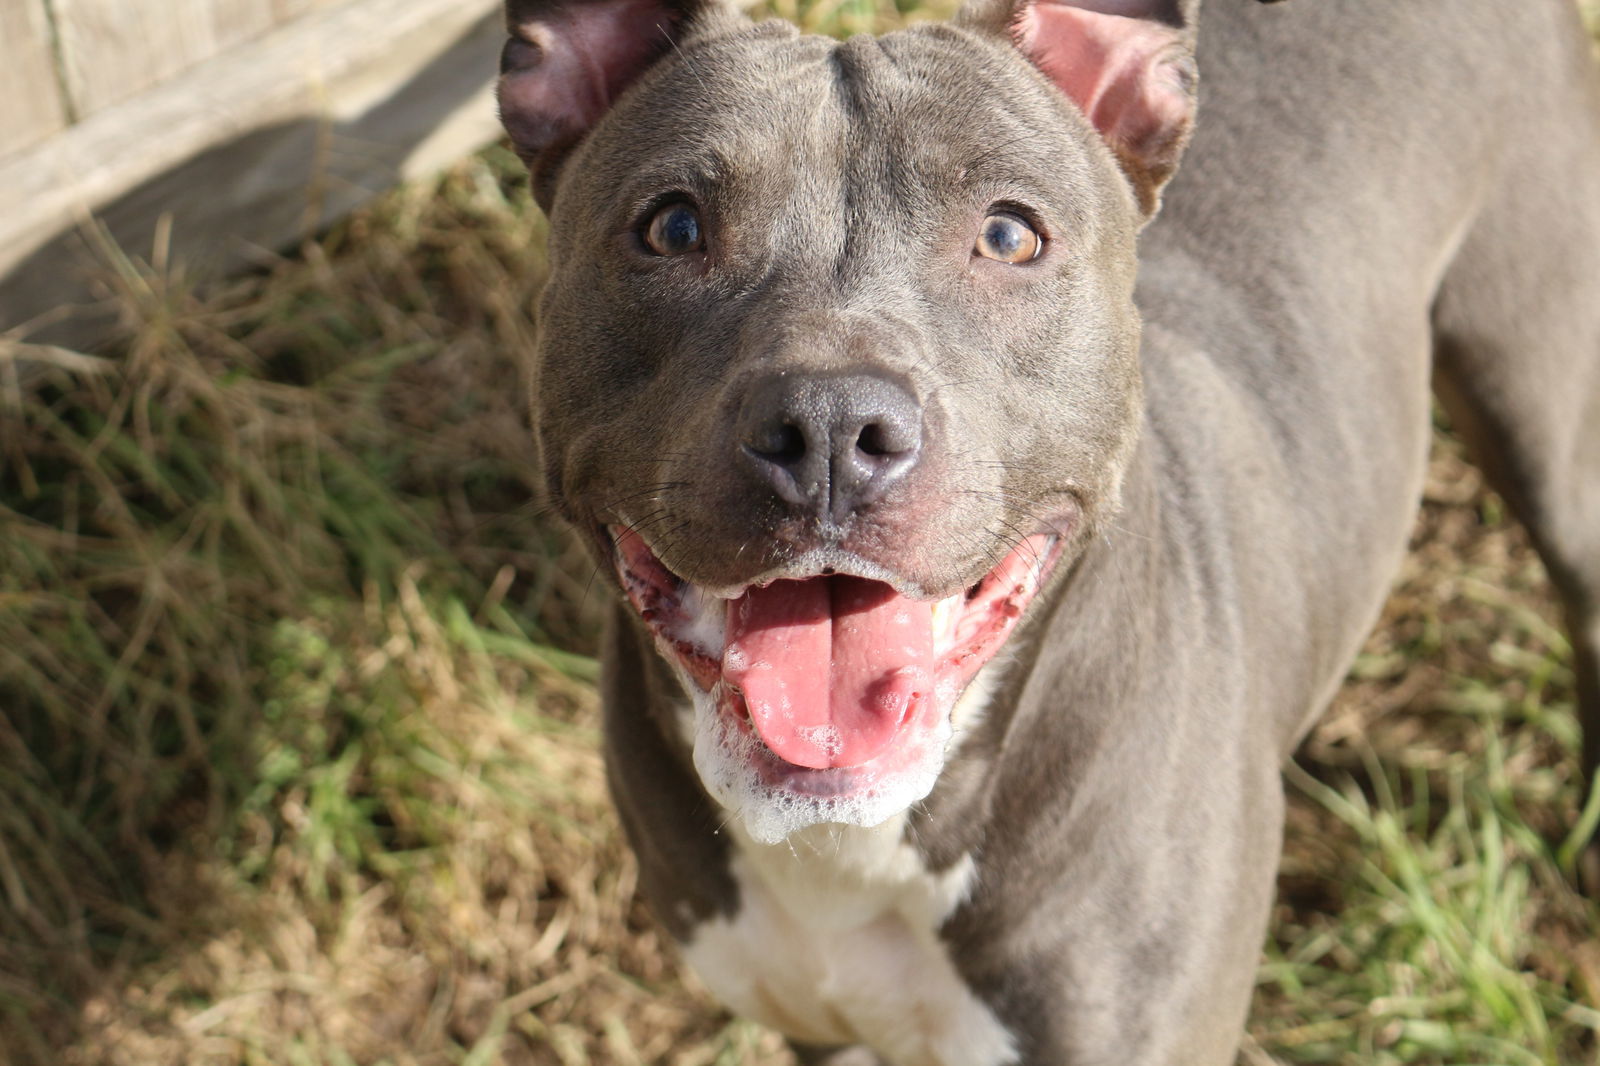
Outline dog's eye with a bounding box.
[644,203,704,256]
[975,212,1041,264]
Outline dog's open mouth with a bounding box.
[613,527,1063,841]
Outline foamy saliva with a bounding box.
[691,683,951,846]
[676,582,730,656]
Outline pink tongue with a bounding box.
[723,577,936,770]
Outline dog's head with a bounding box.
[500,0,1199,843]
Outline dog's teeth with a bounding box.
[679,583,730,655]
[932,592,964,652]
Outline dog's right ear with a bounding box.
[498,0,733,209]
[956,0,1202,218]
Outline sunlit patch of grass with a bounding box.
[1258,749,1597,1064]
[1254,428,1600,1065]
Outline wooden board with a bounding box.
[0,0,69,159]
[0,0,503,342]
[271,0,347,24]
[52,0,280,118]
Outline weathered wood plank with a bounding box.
[0,0,69,160]
[0,0,503,339]
[271,0,344,25]
[52,0,278,118]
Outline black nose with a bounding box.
[736,371,923,523]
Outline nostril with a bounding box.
[749,422,807,465]
[857,422,891,457]
[855,419,917,459]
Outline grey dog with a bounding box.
[494,0,1600,1060]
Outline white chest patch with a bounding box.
[682,819,1018,1066]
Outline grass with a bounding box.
[1,1,1598,1063]
[1254,428,1600,1064]
[1,145,793,1065]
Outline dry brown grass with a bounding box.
[0,146,796,1066]
[50,577,780,1066]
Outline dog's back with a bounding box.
[1128,0,1600,753]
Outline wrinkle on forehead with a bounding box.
[603,22,1094,195]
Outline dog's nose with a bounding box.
[736,371,923,523]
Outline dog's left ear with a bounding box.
[498,0,738,209]
[957,0,1200,218]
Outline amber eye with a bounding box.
[975,212,1042,263]
[644,202,704,256]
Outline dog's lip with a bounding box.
[604,525,1070,603]
[610,520,1066,776]
[608,520,1068,659]
[605,519,1073,619]
[598,484,1084,600]
[609,544,930,602]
